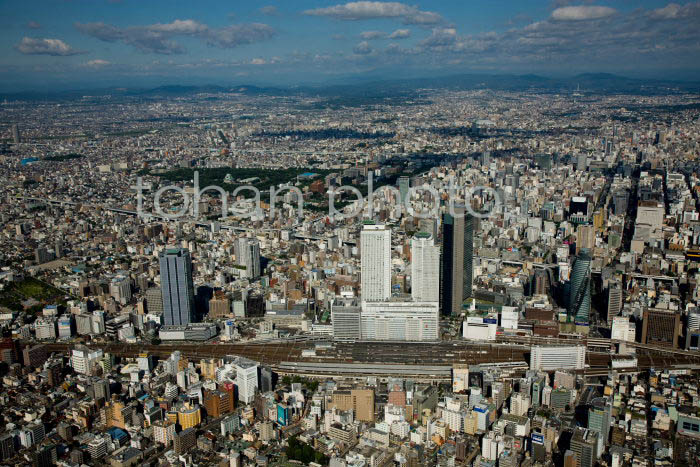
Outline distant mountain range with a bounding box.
[2,73,699,101]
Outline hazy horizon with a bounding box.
[1,1,700,92]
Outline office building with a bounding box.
[410,232,440,302]
[641,308,681,348]
[570,428,599,467]
[174,428,196,455]
[686,308,700,350]
[145,287,163,315]
[237,237,261,279]
[576,224,595,251]
[11,123,21,144]
[361,299,439,341]
[203,389,234,417]
[209,292,231,318]
[87,437,107,460]
[330,388,375,422]
[34,318,57,340]
[441,207,473,315]
[607,282,623,323]
[611,316,635,342]
[331,299,362,340]
[397,176,410,205]
[159,248,195,326]
[177,403,201,430]
[0,433,15,461]
[71,346,104,376]
[531,269,551,296]
[235,357,259,404]
[530,346,586,371]
[569,249,592,323]
[152,420,176,446]
[360,223,391,302]
[588,397,611,456]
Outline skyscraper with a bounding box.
[440,207,473,316]
[360,223,391,302]
[464,212,474,300]
[397,176,410,205]
[641,308,681,348]
[607,282,623,323]
[237,238,261,279]
[569,248,592,323]
[588,397,612,456]
[570,428,599,467]
[235,357,258,404]
[11,124,20,144]
[411,232,440,302]
[160,248,196,326]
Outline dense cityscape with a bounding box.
[2,1,700,467]
[0,83,699,467]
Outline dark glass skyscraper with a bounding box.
[569,248,592,323]
[440,206,474,316]
[160,248,195,326]
[463,212,474,300]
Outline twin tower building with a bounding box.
[333,212,473,342]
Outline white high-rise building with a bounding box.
[34,318,57,340]
[237,238,261,279]
[611,316,635,342]
[360,224,392,302]
[152,420,176,446]
[92,311,106,334]
[361,300,439,341]
[71,346,104,376]
[442,398,463,432]
[530,346,586,371]
[235,357,259,404]
[510,392,531,417]
[410,232,440,302]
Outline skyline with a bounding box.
[1,1,700,91]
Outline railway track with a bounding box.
[38,339,700,375]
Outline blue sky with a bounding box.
[1,1,700,90]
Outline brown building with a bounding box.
[203,390,234,418]
[208,293,231,318]
[563,450,576,467]
[525,308,555,321]
[611,425,626,446]
[23,344,48,368]
[329,388,375,422]
[0,338,20,364]
[533,321,559,337]
[174,427,196,455]
[46,361,63,387]
[105,400,132,429]
[641,308,681,348]
[388,390,406,407]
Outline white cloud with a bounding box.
[304,1,443,25]
[260,6,279,16]
[353,40,373,54]
[84,59,111,68]
[27,21,41,29]
[148,19,208,35]
[250,58,266,65]
[551,5,616,21]
[651,3,683,19]
[15,37,84,56]
[75,19,275,54]
[361,30,386,39]
[388,28,411,39]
